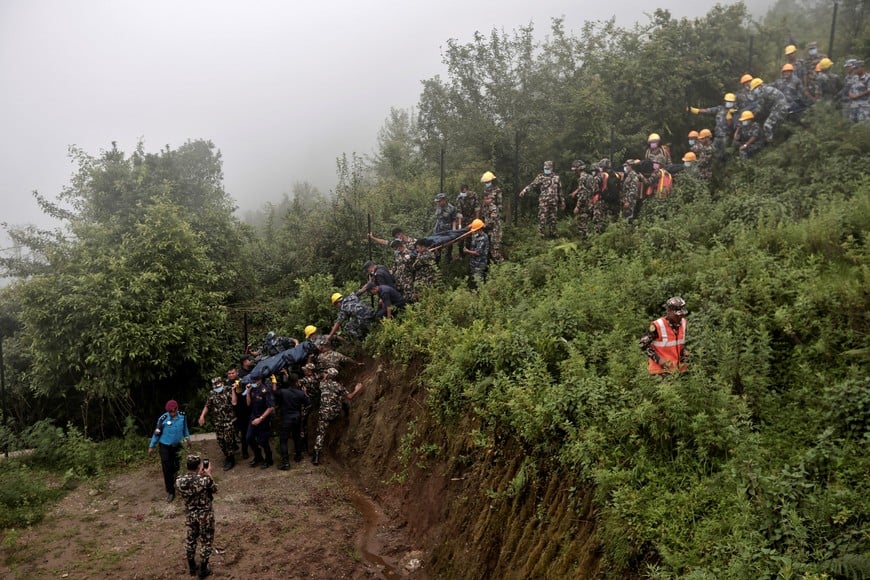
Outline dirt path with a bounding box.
[0,437,426,579]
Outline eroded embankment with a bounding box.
[332,360,603,578]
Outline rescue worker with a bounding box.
[783,44,806,88]
[480,188,503,262]
[480,170,503,215]
[326,292,375,342]
[687,130,699,149]
[737,73,756,111]
[644,133,672,167]
[846,60,870,123]
[810,58,841,101]
[748,77,789,142]
[639,296,689,376]
[774,63,807,113]
[734,110,765,158]
[619,159,642,223]
[197,377,238,471]
[312,367,363,466]
[570,160,599,237]
[693,129,715,180]
[690,93,737,158]
[432,192,459,262]
[520,160,564,238]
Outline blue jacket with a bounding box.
[148,411,190,448]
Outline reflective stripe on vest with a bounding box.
[648,316,687,374]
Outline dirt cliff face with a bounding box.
[333,361,602,578]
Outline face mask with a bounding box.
[742,120,750,126]
[684,162,692,167]
[649,142,658,149]
[753,87,761,96]
[688,139,695,146]
[485,181,492,188]
[809,48,818,56]
[459,191,467,198]
[543,169,552,175]
[725,102,735,109]
[623,166,629,173]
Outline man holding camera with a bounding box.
[176,454,217,578]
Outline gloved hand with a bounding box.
[689,107,700,114]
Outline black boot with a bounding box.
[187,557,197,576]
[198,559,212,578]
[312,450,320,465]
[223,455,235,471]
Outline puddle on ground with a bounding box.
[346,486,405,579]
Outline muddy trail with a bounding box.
[0,362,430,580]
[0,435,426,579]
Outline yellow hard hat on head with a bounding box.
[682,151,697,162]
[817,57,833,71]
[740,73,753,84]
[688,130,699,139]
[330,292,343,305]
[781,63,794,72]
[724,92,736,102]
[739,110,755,121]
[304,325,317,339]
[470,218,485,231]
[647,133,661,142]
[785,44,797,55]
[480,171,496,183]
[698,128,712,139]
[750,78,764,90]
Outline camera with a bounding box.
[202,459,210,470]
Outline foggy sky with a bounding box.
[0,0,769,240]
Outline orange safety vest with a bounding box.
[647,316,687,374]
[643,169,673,199]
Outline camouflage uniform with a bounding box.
[335,294,375,341]
[847,71,870,123]
[573,170,601,238]
[698,105,735,155]
[481,199,503,262]
[812,71,842,101]
[735,120,765,158]
[411,248,440,299]
[298,365,319,451]
[316,349,354,373]
[468,231,489,283]
[176,469,217,563]
[455,191,480,228]
[520,164,562,238]
[485,184,504,216]
[644,145,672,167]
[314,375,349,453]
[774,74,806,111]
[620,169,642,222]
[753,84,789,141]
[692,142,715,180]
[205,387,238,459]
[391,243,416,299]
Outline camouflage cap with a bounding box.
[389,238,404,248]
[665,296,688,315]
[210,377,223,387]
[597,158,611,170]
[570,160,586,171]
[434,193,447,201]
[302,363,316,371]
[324,367,339,378]
[543,160,554,170]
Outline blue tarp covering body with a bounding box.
[418,225,471,248]
[242,340,317,384]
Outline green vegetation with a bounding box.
[370,107,870,576]
[0,0,867,575]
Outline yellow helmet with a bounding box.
[781,63,794,72]
[682,151,697,162]
[304,325,317,339]
[480,171,496,183]
[330,292,343,305]
[749,78,764,90]
[784,44,797,55]
[470,218,485,231]
[740,73,753,84]
[698,128,712,139]
[647,133,661,142]
[739,110,755,121]
[724,92,737,102]
[817,57,833,71]
[688,130,699,139]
